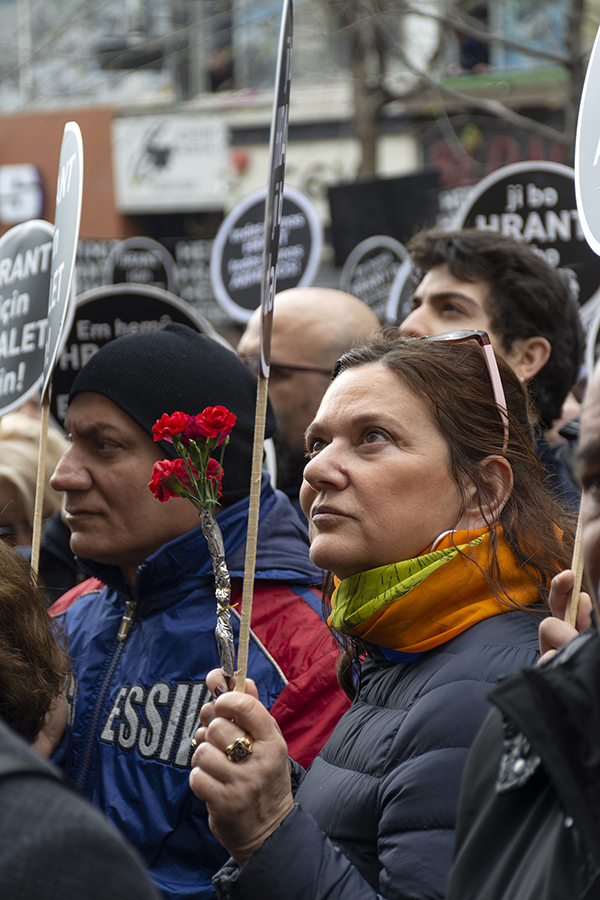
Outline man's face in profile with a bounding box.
[50,392,201,584]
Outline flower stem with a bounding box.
[199,506,235,677]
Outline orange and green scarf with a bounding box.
[329,526,540,655]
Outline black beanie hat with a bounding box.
[68,323,276,505]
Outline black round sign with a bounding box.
[50,284,228,429]
[210,185,322,323]
[0,219,54,415]
[339,236,408,322]
[103,236,178,294]
[457,161,600,308]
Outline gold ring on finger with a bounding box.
[225,735,253,763]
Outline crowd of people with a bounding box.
[0,226,597,900]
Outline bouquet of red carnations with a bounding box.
[148,406,237,677]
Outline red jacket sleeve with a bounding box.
[236,581,351,768]
[48,578,104,616]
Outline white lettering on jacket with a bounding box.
[95,680,210,768]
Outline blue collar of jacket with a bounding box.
[77,474,321,608]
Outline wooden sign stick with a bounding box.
[30,389,50,575]
[565,494,600,627]
[235,376,269,689]
[235,0,293,693]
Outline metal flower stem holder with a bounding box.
[199,506,235,678]
[174,436,236,679]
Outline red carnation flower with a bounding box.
[206,457,224,497]
[152,411,190,442]
[196,406,237,445]
[148,458,197,502]
[180,414,207,445]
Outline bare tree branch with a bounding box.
[327,0,586,175]
[412,71,568,143]
[398,4,571,67]
[371,3,571,145]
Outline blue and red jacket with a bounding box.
[51,478,350,900]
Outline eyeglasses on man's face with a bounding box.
[242,356,332,378]
[424,329,509,453]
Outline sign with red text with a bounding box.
[423,113,566,190]
[42,121,83,395]
[0,219,53,415]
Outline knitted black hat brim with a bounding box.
[68,323,276,505]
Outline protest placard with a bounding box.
[210,184,321,324]
[0,219,53,416]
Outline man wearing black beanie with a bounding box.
[48,324,350,900]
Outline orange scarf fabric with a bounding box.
[329,526,540,654]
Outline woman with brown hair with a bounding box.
[189,332,575,900]
[0,543,70,755]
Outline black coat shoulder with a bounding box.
[0,718,159,900]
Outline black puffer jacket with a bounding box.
[446,628,600,900]
[213,610,542,900]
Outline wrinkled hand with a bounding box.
[538,570,592,664]
[190,674,294,866]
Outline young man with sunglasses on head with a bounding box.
[238,288,380,519]
[400,228,584,509]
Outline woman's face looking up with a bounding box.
[300,362,474,580]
